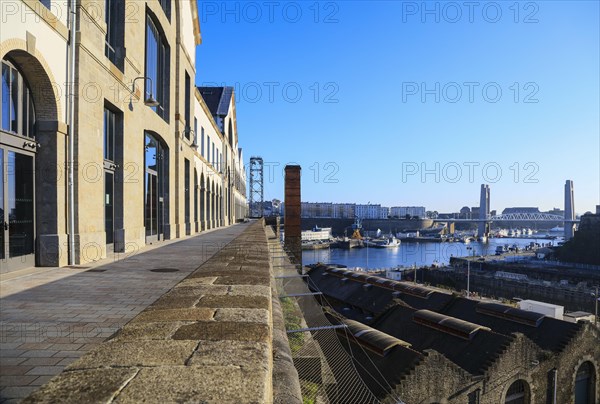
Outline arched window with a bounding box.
[1,58,37,268]
[575,361,596,404]
[1,59,35,138]
[144,132,168,241]
[145,12,170,121]
[200,174,205,229]
[505,379,530,404]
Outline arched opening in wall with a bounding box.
[200,173,205,230]
[504,380,530,404]
[207,178,212,229]
[575,361,596,404]
[144,131,169,243]
[227,168,232,224]
[194,169,198,232]
[1,52,60,271]
[216,186,220,226]
[211,182,215,227]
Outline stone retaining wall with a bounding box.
[23,221,302,403]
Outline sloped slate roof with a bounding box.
[440,298,582,352]
[328,314,424,400]
[307,264,582,377]
[198,86,233,117]
[371,305,514,375]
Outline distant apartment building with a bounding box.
[301,202,333,218]
[390,206,426,219]
[355,204,389,219]
[1,1,247,273]
[301,202,389,219]
[332,203,355,219]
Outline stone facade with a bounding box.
[1,0,247,273]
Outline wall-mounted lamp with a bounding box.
[23,140,41,150]
[131,76,160,107]
[181,128,198,150]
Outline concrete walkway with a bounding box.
[0,223,250,403]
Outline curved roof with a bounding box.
[341,319,411,356]
[476,302,545,327]
[323,266,433,298]
[413,310,491,340]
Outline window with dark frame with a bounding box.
[184,158,190,224]
[145,13,170,122]
[103,108,116,162]
[201,127,205,157]
[158,0,171,20]
[184,72,190,139]
[1,59,35,138]
[194,117,198,146]
[105,0,125,71]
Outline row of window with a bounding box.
[199,128,225,173]
[104,1,172,123]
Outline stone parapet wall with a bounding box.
[23,220,301,403]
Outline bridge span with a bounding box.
[433,180,578,240]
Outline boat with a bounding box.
[496,229,509,238]
[364,235,401,248]
[547,226,564,234]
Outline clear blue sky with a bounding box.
[195,1,599,214]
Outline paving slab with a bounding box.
[20,368,139,404]
[114,366,268,404]
[0,223,249,403]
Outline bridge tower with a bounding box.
[564,180,576,240]
[478,184,490,239]
[248,157,264,218]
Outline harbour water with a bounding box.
[302,237,559,269]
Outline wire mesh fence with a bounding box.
[267,227,402,404]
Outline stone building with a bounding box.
[307,264,599,404]
[1,0,247,274]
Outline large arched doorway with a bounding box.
[144,132,168,243]
[575,361,596,404]
[1,52,62,271]
[200,173,205,230]
[1,58,35,269]
[194,169,198,232]
[504,379,530,404]
[210,182,215,228]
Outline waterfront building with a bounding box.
[390,206,426,219]
[301,227,332,242]
[1,1,247,273]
